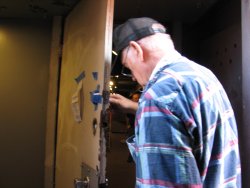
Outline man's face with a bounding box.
[121,44,147,86]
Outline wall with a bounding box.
[0,19,51,188]
[183,0,242,125]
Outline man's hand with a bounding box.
[109,93,138,114]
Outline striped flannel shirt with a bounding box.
[127,51,241,188]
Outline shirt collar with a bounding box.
[149,50,182,81]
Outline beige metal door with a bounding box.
[55,0,113,187]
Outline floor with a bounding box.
[106,110,136,188]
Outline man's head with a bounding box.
[113,17,173,86]
[113,17,166,53]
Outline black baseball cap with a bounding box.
[113,17,166,53]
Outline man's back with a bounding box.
[129,54,241,187]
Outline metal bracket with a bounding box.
[74,177,90,188]
[74,163,100,188]
[102,90,110,105]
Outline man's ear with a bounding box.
[129,41,143,61]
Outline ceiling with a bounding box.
[0,0,219,96]
[0,0,219,22]
[0,0,79,18]
[114,0,219,24]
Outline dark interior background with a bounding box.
[111,0,241,98]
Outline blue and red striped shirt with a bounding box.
[127,51,241,188]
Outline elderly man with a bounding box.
[110,17,241,188]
